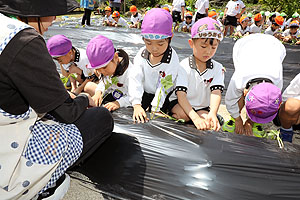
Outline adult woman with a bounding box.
[0,0,113,199]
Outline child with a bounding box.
[282,20,300,44]
[194,0,209,22]
[250,13,264,34]
[247,12,253,26]
[47,34,96,95]
[275,73,300,142]
[170,17,225,131]
[84,35,133,111]
[266,12,276,27]
[171,0,185,30]
[128,8,185,123]
[103,6,114,26]
[234,16,250,37]
[223,0,246,36]
[112,11,129,28]
[179,11,194,32]
[129,5,143,28]
[223,34,285,136]
[264,16,284,39]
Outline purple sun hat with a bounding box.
[191,17,223,41]
[47,35,72,57]
[86,35,115,69]
[141,8,173,40]
[245,82,282,124]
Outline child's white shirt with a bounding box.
[172,0,185,12]
[104,14,115,23]
[170,56,225,110]
[283,73,300,101]
[250,23,262,33]
[128,46,186,111]
[264,26,278,36]
[131,13,143,24]
[116,17,129,28]
[236,25,250,35]
[62,48,94,78]
[195,0,209,14]
[96,61,133,107]
[179,20,195,31]
[226,0,245,17]
[283,29,300,38]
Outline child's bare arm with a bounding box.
[206,90,222,131]
[60,64,69,77]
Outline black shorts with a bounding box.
[172,11,182,24]
[195,13,207,22]
[141,92,170,112]
[224,15,237,27]
[167,99,210,115]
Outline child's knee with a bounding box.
[284,98,300,115]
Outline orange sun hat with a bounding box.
[254,13,262,22]
[208,11,217,18]
[104,6,111,12]
[112,11,120,18]
[240,16,249,23]
[162,7,170,12]
[274,16,284,26]
[290,20,300,27]
[130,5,137,12]
[185,11,193,17]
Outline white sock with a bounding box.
[281,127,293,131]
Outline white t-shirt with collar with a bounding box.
[131,13,143,24]
[179,20,195,31]
[62,48,94,78]
[104,15,114,23]
[195,0,209,14]
[170,56,225,110]
[250,23,262,33]
[283,73,300,101]
[264,26,278,36]
[128,46,186,110]
[172,0,185,12]
[95,61,133,107]
[116,17,129,28]
[283,29,300,38]
[226,0,245,17]
[236,25,250,35]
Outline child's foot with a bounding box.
[279,128,294,143]
[252,123,265,138]
[222,117,235,133]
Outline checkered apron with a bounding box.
[0,14,83,200]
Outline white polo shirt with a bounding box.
[96,61,133,107]
[264,26,278,36]
[62,48,94,78]
[282,29,300,38]
[195,0,209,14]
[131,13,143,24]
[226,0,245,17]
[179,20,195,30]
[172,0,185,12]
[104,15,114,23]
[170,56,225,110]
[236,25,250,35]
[250,23,262,33]
[128,46,186,110]
[116,17,129,28]
[225,34,285,119]
[283,73,300,101]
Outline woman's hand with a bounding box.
[133,104,148,123]
[104,101,120,111]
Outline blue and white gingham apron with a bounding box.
[0,14,83,200]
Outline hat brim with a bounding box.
[246,108,278,124]
[87,59,113,69]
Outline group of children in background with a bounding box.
[48,7,300,144]
[100,2,300,44]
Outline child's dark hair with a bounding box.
[192,38,218,45]
[113,49,129,77]
[186,16,192,20]
[142,37,172,44]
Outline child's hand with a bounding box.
[133,104,148,123]
[206,113,221,131]
[243,119,253,136]
[192,117,210,130]
[235,116,244,134]
[92,91,102,106]
[104,101,120,111]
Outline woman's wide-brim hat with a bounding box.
[0,0,79,17]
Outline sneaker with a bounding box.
[279,128,294,143]
[222,117,235,133]
[217,114,224,126]
[252,123,265,138]
[37,174,70,200]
